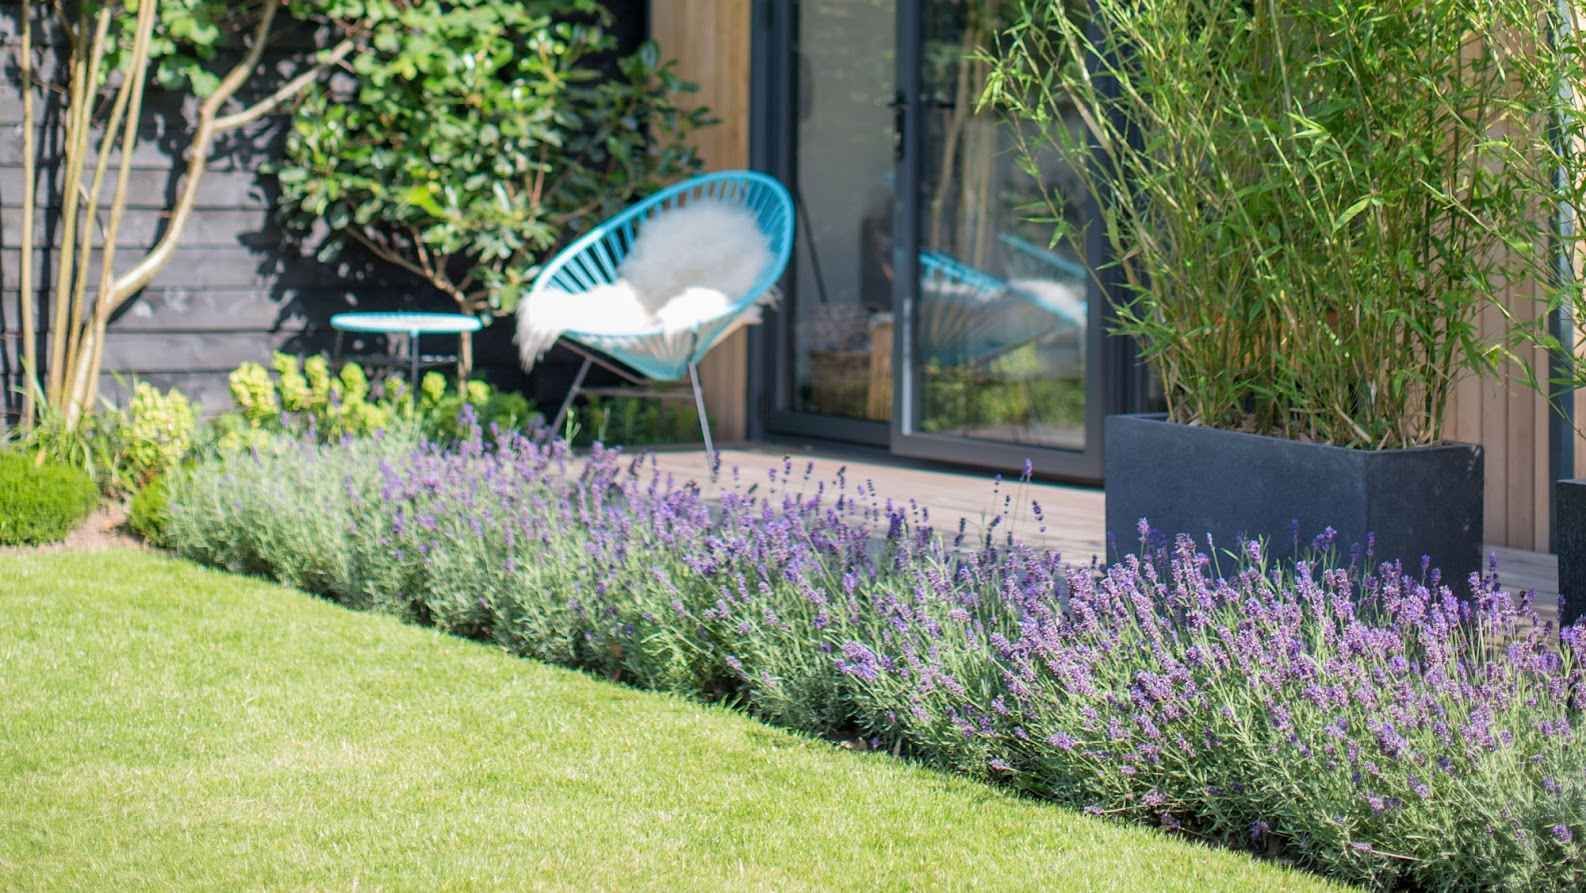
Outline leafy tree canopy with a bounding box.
[272,0,710,317]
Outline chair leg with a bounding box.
[688,362,716,459]
[552,358,592,439]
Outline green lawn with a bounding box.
[0,550,1342,891]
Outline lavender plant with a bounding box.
[163,426,1586,889]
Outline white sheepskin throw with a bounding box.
[517,199,777,370]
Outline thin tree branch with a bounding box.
[71,0,158,418]
[106,0,322,308]
[18,0,38,427]
[45,5,107,403]
[64,43,141,393]
[346,229,471,313]
[214,38,357,131]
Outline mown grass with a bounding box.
[0,550,1344,891]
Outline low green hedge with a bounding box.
[0,451,98,546]
[129,475,170,547]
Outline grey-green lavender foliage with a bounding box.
[163,424,1586,890]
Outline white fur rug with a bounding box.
[517,199,777,370]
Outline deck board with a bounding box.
[641,444,1561,618]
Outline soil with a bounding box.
[0,504,148,557]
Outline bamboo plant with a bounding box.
[984,0,1586,449]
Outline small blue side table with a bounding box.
[330,311,483,388]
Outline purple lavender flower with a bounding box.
[836,642,880,681]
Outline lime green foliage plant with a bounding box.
[121,383,195,486]
[985,1,1586,449]
[212,354,535,449]
[0,452,98,545]
[273,0,711,323]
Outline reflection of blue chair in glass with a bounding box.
[526,171,795,455]
[997,232,1089,287]
[915,246,1084,370]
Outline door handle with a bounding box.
[891,92,906,162]
[890,93,957,162]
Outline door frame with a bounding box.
[748,0,1142,481]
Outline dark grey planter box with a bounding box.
[1105,414,1483,585]
[1556,480,1586,626]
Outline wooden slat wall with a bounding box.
[649,0,753,442]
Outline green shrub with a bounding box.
[209,355,538,451]
[121,383,195,486]
[415,373,536,443]
[568,395,702,447]
[128,475,170,547]
[273,0,710,320]
[0,452,98,546]
[11,402,129,496]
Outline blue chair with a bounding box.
[526,170,794,454]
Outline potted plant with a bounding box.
[985,0,1585,581]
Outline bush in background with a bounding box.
[273,0,711,330]
[7,380,193,497]
[0,452,98,546]
[121,383,195,487]
[567,394,702,448]
[128,475,170,547]
[210,354,537,452]
[162,427,1586,890]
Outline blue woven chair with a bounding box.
[527,170,794,454]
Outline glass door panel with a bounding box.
[788,0,897,422]
[757,0,1116,477]
[911,1,1089,450]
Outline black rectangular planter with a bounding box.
[1105,414,1483,585]
[1556,480,1586,626]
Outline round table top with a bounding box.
[330,311,483,335]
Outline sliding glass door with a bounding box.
[757,0,897,445]
[754,0,1128,480]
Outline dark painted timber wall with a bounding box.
[0,5,646,420]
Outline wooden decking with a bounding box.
[645,443,1561,615]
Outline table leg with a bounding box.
[458,331,473,385]
[409,332,421,392]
